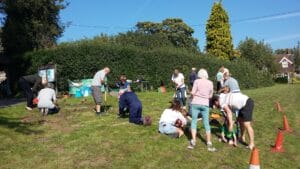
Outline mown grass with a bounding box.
[0,84,299,169]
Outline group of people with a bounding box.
[18,65,255,151]
[160,67,255,151]
[18,74,59,115]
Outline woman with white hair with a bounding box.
[188,69,216,151]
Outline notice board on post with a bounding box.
[38,64,57,92]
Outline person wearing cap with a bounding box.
[189,67,197,87]
[19,74,47,110]
[211,92,255,150]
[37,83,59,115]
[91,67,110,115]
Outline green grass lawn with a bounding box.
[0,84,300,169]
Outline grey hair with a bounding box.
[197,68,209,79]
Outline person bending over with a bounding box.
[19,74,47,110]
[212,92,255,150]
[158,100,187,138]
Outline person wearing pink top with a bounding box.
[188,69,216,152]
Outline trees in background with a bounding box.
[0,0,66,57]
[238,37,277,73]
[206,1,234,60]
[136,18,199,52]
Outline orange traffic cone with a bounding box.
[282,114,293,132]
[275,102,283,112]
[249,147,260,169]
[271,129,284,152]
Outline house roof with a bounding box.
[275,54,294,64]
[275,54,295,73]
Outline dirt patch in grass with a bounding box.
[78,156,111,168]
[20,115,37,123]
[51,145,65,153]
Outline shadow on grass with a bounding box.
[183,119,223,143]
[101,105,112,113]
[0,115,44,135]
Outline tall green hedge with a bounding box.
[24,42,274,91]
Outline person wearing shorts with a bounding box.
[91,67,110,115]
[212,93,255,150]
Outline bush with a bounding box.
[24,41,274,91]
[275,76,288,83]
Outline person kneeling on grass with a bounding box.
[212,92,255,150]
[37,83,60,115]
[119,87,151,126]
[158,100,187,138]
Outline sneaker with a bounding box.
[187,140,196,149]
[207,144,217,152]
[26,106,33,111]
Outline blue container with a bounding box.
[75,90,83,98]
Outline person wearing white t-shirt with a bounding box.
[91,67,110,115]
[159,100,187,138]
[212,93,255,150]
[38,83,59,115]
[171,69,186,107]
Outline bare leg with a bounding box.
[191,129,197,143]
[96,104,101,112]
[206,131,212,143]
[177,128,184,138]
[238,118,246,142]
[244,121,255,148]
[220,132,227,142]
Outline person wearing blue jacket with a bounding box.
[119,88,151,125]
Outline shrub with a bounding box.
[24,41,274,91]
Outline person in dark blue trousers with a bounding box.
[119,88,151,125]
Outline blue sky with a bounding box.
[59,0,300,50]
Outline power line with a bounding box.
[65,9,300,30]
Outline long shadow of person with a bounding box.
[0,115,44,135]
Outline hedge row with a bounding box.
[24,42,274,91]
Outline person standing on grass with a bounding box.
[91,67,110,115]
[188,69,216,151]
[158,100,187,138]
[211,92,255,150]
[189,67,197,87]
[119,87,151,125]
[223,72,240,93]
[216,68,223,92]
[171,69,186,108]
[19,74,47,110]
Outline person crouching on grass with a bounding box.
[37,83,60,116]
[119,87,152,126]
[211,92,255,150]
[158,100,187,138]
[91,67,110,115]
